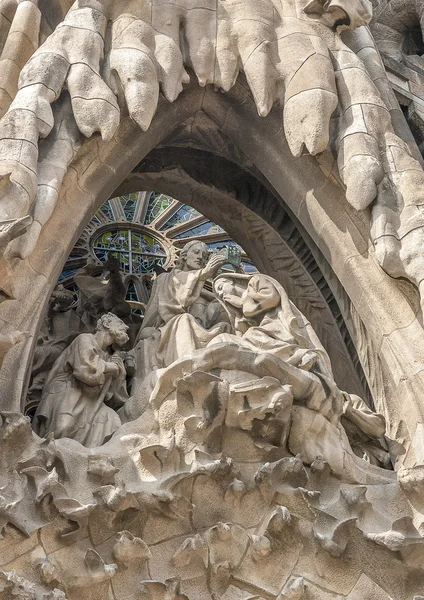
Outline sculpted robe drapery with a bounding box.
[33,334,126,447]
[124,268,230,417]
[135,268,229,371]
[210,274,344,423]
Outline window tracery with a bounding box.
[59,192,257,307]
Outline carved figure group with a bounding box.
[31,240,390,481]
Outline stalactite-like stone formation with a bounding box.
[1,0,424,297]
[2,2,424,599]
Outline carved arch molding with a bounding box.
[1,0,424,464]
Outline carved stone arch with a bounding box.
[1,77,424,462]
[4,4,424,596]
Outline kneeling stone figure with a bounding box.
[33,312,129,447]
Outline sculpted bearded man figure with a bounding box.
[33,313,129,447]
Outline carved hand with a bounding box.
[201,254,226,280]
[104,361,119,377]
[110,354,125,375]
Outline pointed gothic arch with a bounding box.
[0,77,422,465]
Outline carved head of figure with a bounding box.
[241,275,281,319]
[176,240,208,271]
[50,284,75,313]
[96,313,129,347]
[214,277,237,299]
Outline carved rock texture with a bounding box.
[0,406,423,599]
[0,0,422,302]
[371,0,424,60]
[2,2,424,599]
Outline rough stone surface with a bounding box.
[1,0,424,598]
[1,263,424,598]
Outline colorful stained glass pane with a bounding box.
[126,281,139,302]
[175,221,225,239]
[59,268,78,281]
[60,194,257,301]
[145,193,173,224]
[207,240,245,253]
[242,261,258,273]
[121,194,138,222]
[160,205,201,230]
[92,229,167,275]
[99,200,114,221]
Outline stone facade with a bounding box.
[1,1,424,598]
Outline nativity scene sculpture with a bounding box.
[29,240,392,474]
[0,240,423,598]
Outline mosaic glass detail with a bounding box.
[160,205,201,230]
[175,221,225,239]
[145,193,173,225]
[121,194,139,222]
[93,229,167,274]
[99,200,114,221]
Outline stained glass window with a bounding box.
[126,281,139,302]
[99,200,114,221]
[59,268,78,282]
[92,229,167,274]
[59,192,257,302]
[160,205,201,230]
[175,221,225,239]
[145,193,172,224]
[122,194,138,222]
[207,240,244,252]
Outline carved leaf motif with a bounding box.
[250,534,272,561]
[172,534,207,570]
[227,378,292,431]
[51,491,95,538]
[139,577,189,600]
[19,466,59,502]
[313,518,357,557]
[264,506,292,539]
[255,456,308,491]
[113,530,152,567]
[277,576,306,600]
[365,516,424,552]
[177,371,226,444]
[0,569,37,598]
[224,478,246,508]
[42,549,117,591]
[87,455,119,483]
